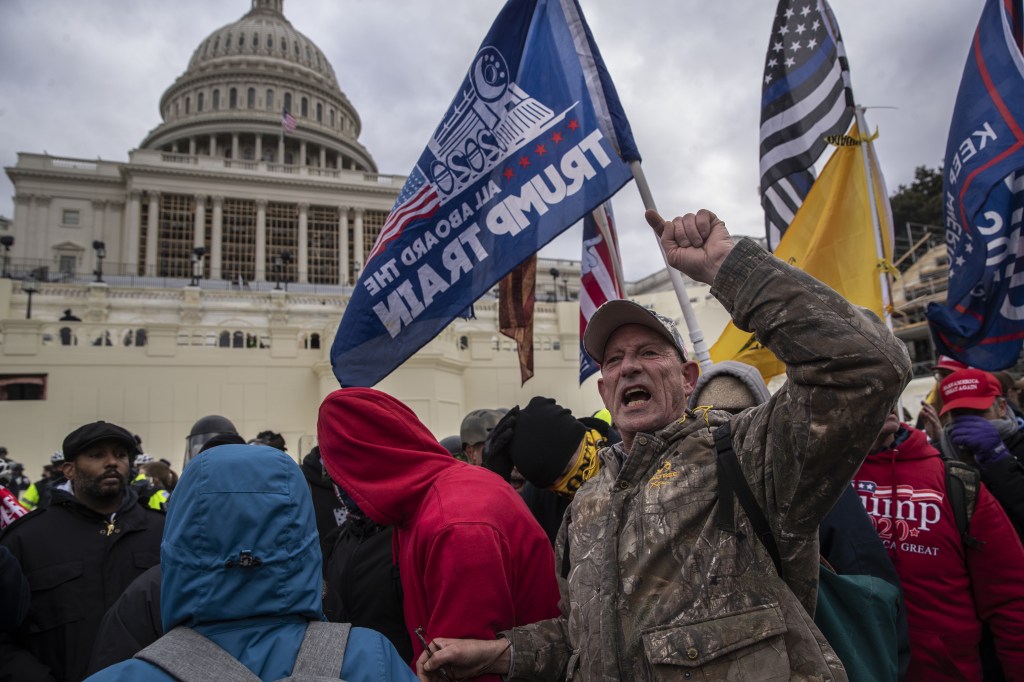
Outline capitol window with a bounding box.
[252,33,259,48]
[284,93,291,112]
[213,89,220,110]
[267,34,273,49]
[229,88,238,109]
[198,92,204,112]
[266,89,274,111]
[0,375,47,401]
[247,88,256,109]
[61,209,80,225]
[301,97,308,117]
[316,103,322,123]
[185,97,191,114]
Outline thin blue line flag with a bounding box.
[926,0,1024,370]
[331,0,639,387]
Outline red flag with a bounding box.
[499,254,537,385]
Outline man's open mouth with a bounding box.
[623,387,651,406]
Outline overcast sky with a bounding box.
[0,0,980,281]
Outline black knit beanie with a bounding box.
[510,397,588,489]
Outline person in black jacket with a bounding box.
[322,514,411,663]
[0,421,164,682]
[0,545,29,628]
[299,446,348,564]
[483,397,610,546]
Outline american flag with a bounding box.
[579,201,625,383]
[281,109,297,133]
[759,0,854,250]
[366,166,440,265]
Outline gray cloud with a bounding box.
[0,0,982,280]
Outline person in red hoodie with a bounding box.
[853,412,1024,681]
[317,387,560,678]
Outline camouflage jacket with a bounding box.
[505,238,911,681]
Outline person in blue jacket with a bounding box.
[85,444,416,682]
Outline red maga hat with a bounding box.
[939,368,1002,416]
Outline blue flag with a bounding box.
[926,0,1024,370]
[331,0,639,387]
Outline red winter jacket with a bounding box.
[853,424,1024,681]
[318,388,560,675]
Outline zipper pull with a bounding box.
[104,520,116,536]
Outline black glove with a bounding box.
[482,406,519,482]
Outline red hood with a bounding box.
[317,387,458,527]
[866,423,939,463]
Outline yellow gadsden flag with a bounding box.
[711,123,894,382]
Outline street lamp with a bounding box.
[280,250,293,292]
[0,235,13,278]
[548,267,560,303]
[190,246,206,286]
[562,275,569,301]
[92,240,106,283]
[22,275,38,319]
[273,254,283,290]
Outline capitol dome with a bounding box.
[140,0,376,172]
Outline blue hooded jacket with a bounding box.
[85,444,416,681]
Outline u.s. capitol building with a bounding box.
[0,0,729,472]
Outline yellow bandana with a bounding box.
[550,429,603,497]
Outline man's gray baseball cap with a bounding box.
[583,300,688,364]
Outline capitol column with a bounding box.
[194,195,206,249]
[209,134,217,156]
[125,190,142,274]
[91,200,107,247]
[231,134,239,160]
[319,147,326,168]
[255,135,263,163]
[255,199,267,281]
[30,197,51,257]
[299,141,307,167]
[353,208,365,281]
[338,206,349,286]
[211,196,224,279]
[12,194,31,261]
[298,202,309,284]
[188,138,197,156]
[145,192,160,276]
[278,136,285,165]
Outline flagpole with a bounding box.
[629,161,712,369]
[853,106,894,332]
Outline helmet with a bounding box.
[460,409,503,448]
[51,450,65,464]
[184,415,239,466]
[438,435,462,457]
[0,460,14,485]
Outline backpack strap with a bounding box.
[135,626,260,682]
[713,422,785,580]
[282,621,351,680]
[944,459,983,549]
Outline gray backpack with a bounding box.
[134,621,351,682]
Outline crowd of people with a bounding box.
[1,208,1022,681]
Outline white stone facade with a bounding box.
[0,0,730,476]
